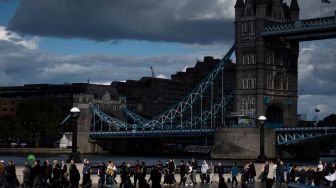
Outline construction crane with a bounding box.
[150,66,156,78]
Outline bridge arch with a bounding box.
[266,105,283,128]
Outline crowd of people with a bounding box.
[1,157,336,188]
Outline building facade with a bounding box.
[234,0,300,127]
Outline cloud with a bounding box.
[298,40,336,96]
[0,26,223,86]
[0,26,39,49]
[8,0,235,44]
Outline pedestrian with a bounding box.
[148,165,162,188]
[61,160,69,188]
[106,161,116,188]
[98,162,106,188]
[167,158,175,185]
[298,167,307,184]
[249,161,256,183]
[0,160,6,187]
[217,162,224,179]
[125,163,134,188]
[288,164,297,183]
[265,161,275,188]
[209,162,215,183]
[313,167,323,186]
[46,160,52,185]
[178,160,187,186]
[134,160,141,188]
[5,160,18,188]
[277,160,285,184]
[306,167,315,185]
[139,162,147,188]
[191,158,198,184]
[40,160,48,187]
[231,162,239,186]
[218,176,228,188]
[30,160,41,188]
[52,163,62,188]
[22,162,31,188]
[69,161,80,188]
[82,159,91,187]
[186,161,193,186]
[120,162,127,188]
[200,160,209,184]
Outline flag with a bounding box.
[322,0,331,3]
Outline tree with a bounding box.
[16,98,62,147]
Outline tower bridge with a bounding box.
[71,0,336,158]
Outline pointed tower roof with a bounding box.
[290,0,299,10]
[235,0,245,8]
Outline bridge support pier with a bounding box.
[211,128,276,159]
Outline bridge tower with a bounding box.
[234,0,300,127]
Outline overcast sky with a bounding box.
[0,0,336,120]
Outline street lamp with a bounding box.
[67,107,81,163]
[256,115,267,162]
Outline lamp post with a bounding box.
[257,115,267,162]
[68,107,81,163]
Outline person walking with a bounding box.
[69,162,80,188]
[265,161,275,188]
[209,162,215,184]
[5,160,17,188]
[191,158,198,184]
[148,165,162,188]
[61,160,69,188]
[30,160,41,188]
[120,162,127,188]
[186,161,193,186]
[200,160,209,184]
[106,161,116,188]
[217,162,224,180]
[22,162,31,188]
[231,162,239,186]
[52,163,62,188]
[97,162,106,188]
[218,176,228,188]
[178,160,187,186]
[82,159,91,187]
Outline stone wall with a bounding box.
[211,128,276,159]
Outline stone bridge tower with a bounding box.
[234,0,300,127]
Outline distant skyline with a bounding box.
[0,0,336,120]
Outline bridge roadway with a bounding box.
[262,15,336,41]
[90,126,336,146]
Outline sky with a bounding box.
[0,0,336,120]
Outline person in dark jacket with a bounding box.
[288,165,297,183]
[178,160,187,186]
[98,162,106,188]
[61,160,69,187]
[313,168,323,186]
[217,162,224,179]
[46,160,52,185]
[249,161,256,183]
[191,158,198,184]
[22,162,31,188]
[218,176,228,188]
[30,160,41,188]
[167,159,175,185]
[82,159,91,187]
[5,160,17,188]
[40,160,47,187]
[149,165,161,188]
[120,162,127,188]
[306,167,315,185]
[52,163,62,188]
[69,162,80,188]
[298,168,307,184]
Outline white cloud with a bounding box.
[0,26,40,49]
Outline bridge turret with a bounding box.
[244,0,256,16]
[289,0,300,20]
[235,0,245,19]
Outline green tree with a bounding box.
[16,98,62,147]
